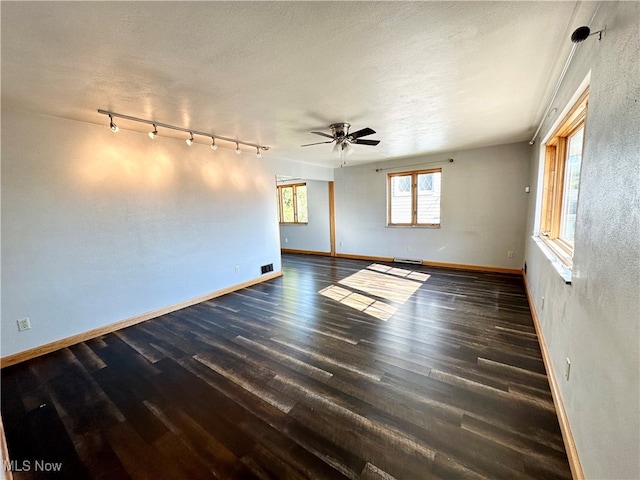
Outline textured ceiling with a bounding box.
[1,1,597,167]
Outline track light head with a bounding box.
[235,142,241,155]
[571,26,591,42]
[571,25,604,43]
[109,115,119,133]
[211,137,217,150]
[148,124,158,139]
[186,132,194,146]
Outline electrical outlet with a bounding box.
[284,238,288,243]
[234,266,240,274]
[565,357,571,381]
[407,245,412,252]
[17,318,31,332]
[507,250,514,258]
[541,296,545,310]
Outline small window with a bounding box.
[388,168,441,227]
[540,89,588,263]
[277,183,308,224]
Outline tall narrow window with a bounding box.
[277,183,308,224]
[388,168,441,227]
[559,126,583,244]
[540,89,588,262]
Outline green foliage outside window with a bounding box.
[278,183,308,224]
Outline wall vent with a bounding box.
[261,263,274,274]
[393,257,422,265]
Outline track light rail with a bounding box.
[98,109,269,152]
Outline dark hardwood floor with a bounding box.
[1,254,571,479]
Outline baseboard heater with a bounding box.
[393,257,423,265]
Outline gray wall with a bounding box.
[524,2,640,478]
[1,109,282,357]
[334,142,530,269]
[279,180,332,253]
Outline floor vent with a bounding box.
[393,257,423,265]
[261,263,274,274]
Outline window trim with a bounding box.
[387,168,442,227]
[539,88,588,265]
[277,182,308,225]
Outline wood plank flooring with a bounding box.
[1,254,571,479]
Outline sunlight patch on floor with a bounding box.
[319,264,430,321]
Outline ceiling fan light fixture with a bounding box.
[186,132,194,146]
[304,122,379,153]
[148,124,158,139]
[344,142,355,157]
[235,142,241,154]
[211,137,217,150]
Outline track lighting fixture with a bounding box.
[256,146,262,158]
[98,109,269,155]
[571,25,604,43]
[529,17,604,145]
[109,115,119,133]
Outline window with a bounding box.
[277,183,308,224]
[388,168,441,226]
[540,89,588,263]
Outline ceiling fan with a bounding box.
[301,123,380,154]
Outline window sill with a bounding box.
[386,225,441,229]
[532,236,572,284]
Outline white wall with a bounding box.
[270,158,334,183]
[524,3,640,479]
[334,142,530,269]
[279,180,331,253]
[1,110,282,358]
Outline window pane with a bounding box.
[418,174,433,192]
[417,172,441,224]
[560,126,583,244]
[296,185,308,223]
[281,186,295,222]
[390,175,412,223]
[393,175,411,196]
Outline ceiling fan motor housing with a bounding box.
[330,123,350,140]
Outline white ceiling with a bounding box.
[1,1,597,168]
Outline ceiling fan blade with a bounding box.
[353,138,380,146]
[310,131,334,139]
[349,127,376,139]
[301,140,334,147]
